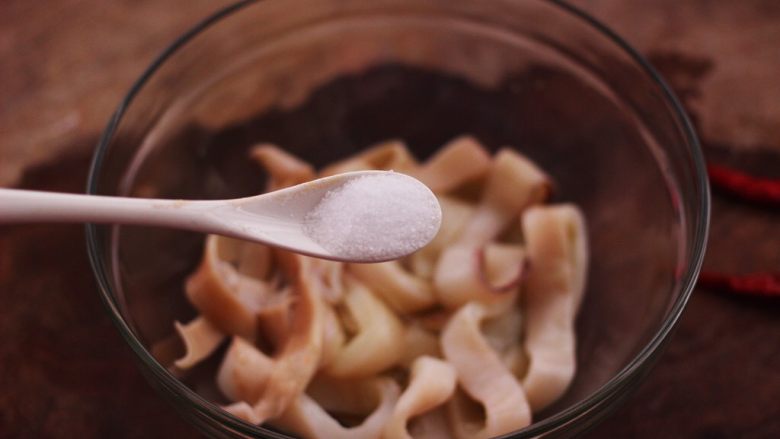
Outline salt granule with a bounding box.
[303,172,442,261]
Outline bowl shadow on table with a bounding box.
[0,146,198,437]
[101,63,685,431]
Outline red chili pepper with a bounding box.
[702,162,779,298]
[698,271,780,297]
[707,163,780,205]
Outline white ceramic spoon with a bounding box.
[0,170,441,263]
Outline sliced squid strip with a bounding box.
[227,266,274,314]
[481,306,529,378]
[272,246,306,281]
[325,278,405,378]
[222,401,262,425]
[186,237,262,341]
[427,197,475,253]
[212,235,245,266]
[482,243,526,291]
[252,261,324,421]
[442,303,532,438]
[456,209,507,248]
[215,254,324,424]
[459,148,550,246]
[273,378,400,439]
[433,243,525,310]
[319,140,418,176]
[520,204,588,412]
[482,304,524,355]
[434,149,546,308]
[217,336,275,404]
[311,258,345,303]
[383,356,457,439]
[319,302,346,368]
[214,238,266,293]
[399,324,441,369]
[407,407,452,439]
[446,390,486,439]
[305,375,387,416]
[349,261,436,314]
[406,252,436,283]
[256,287,294,350]
[407,196,475,280]
[173,316,225,369]
[186,235,279,341]
[478,148,550,222]
[406,251,436,283]
[236,242,273,280]
[413,136,491,193]
[503,345,530,381]
[212,235,274,282]
[250,143,315,190]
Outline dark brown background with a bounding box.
[1,1,778,437]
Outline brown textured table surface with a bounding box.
[1,1,778,437]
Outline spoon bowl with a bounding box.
[207,170,441,261]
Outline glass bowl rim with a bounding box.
[85,0,710,436]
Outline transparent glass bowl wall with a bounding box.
[87,0,708,437]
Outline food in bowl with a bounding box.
[155,135,588,438]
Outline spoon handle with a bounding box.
[0,188,218,230]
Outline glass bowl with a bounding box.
[86,0,709,437]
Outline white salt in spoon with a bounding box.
[0,171,442,263]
